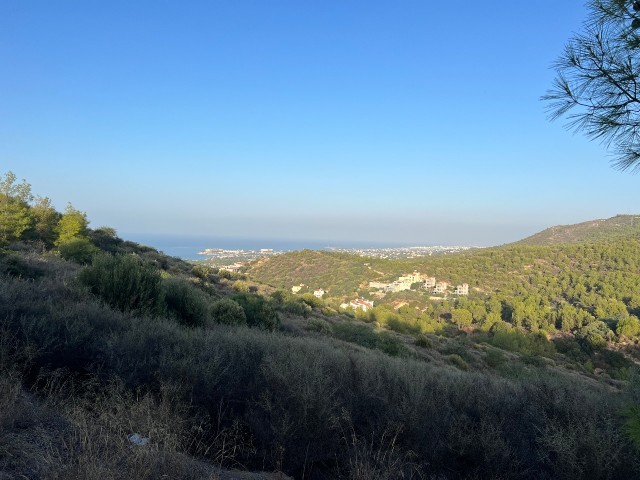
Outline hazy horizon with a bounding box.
[4,1,640,244]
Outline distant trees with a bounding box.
[0,172,33,246]
[544,0,640,170]
[0,171,103,260]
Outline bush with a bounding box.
[164,278,211,327]
[332,322,408,357]
[281,300,311,317]
[446,353,469,370]
[58,237,99,264]
[415,334,432,348]
[78,253,165,317]
[210,298,247,326]
[191,264,218,283]
[484,348,506,368]
[233,293,280,331]
[0,253,44,279]
[88,226,123,253]
[305,318,333,335]
[490,330,556,357]
[232,280,250,293]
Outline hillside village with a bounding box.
[291,271,470,313]
[368,271,469,296]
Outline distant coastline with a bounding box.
[121,233,419,261]
[122,233,471,261]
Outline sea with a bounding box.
[122,233,414,261]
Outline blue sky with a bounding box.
[1,0,638,247]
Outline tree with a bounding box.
[55,202,89,245]
[617,315,640,338]
[28,196,61,246]
[0,171,33,246]
[451,308,473,329]
[544,1,640,170]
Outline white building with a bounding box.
[454,283,469,295]
[314,288,325,298]
[422,277,436,289]
[383,281,412,293]
[350,298,374,312]
[433,281,449,294]
[399,271,422,284]
[291,284,304,294]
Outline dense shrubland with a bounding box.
[2,257,640,478]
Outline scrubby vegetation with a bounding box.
[2,172,640,478]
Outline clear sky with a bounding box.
[2,1,638,247]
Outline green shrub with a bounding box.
[191,263,218,283]
[490,330,556,357]
[415,334,432,348]
[88,226,123,253]
[163,277,211,327]
[386,316,421,335]
[305,318,333,334]
[233,293,280,331]
[232,280,250,293]
[78,253,165,316]
[0,254,43,279]
[484,348,506,368]
[210,297,247,326]
[300,292,324,309]
[58,237,99,264]
[332,322,408,357]
[446,353,469,371]
[281,300,311,317]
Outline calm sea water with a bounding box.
[122,233,413,261]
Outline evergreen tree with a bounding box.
[0,171,33,246]
[28,196,61,246]
[544,0,640,170]
[55,202,89,245]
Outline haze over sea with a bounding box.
[125,233,421,261]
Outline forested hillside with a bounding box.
[248,228,640,364]
[517,214,640,245]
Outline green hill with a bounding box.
[517,214,640,245]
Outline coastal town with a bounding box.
[197,247,283,268]
[196,245,474,269]
[328,245,474,259]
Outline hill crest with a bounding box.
[517,214,640,245]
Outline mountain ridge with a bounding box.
[516,214,640,246]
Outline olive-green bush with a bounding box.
[164,277,211,327]
[78,253,165,317]
[210,297,247,326]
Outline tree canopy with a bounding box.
[544,0,640,171]
[0,172,33,246]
